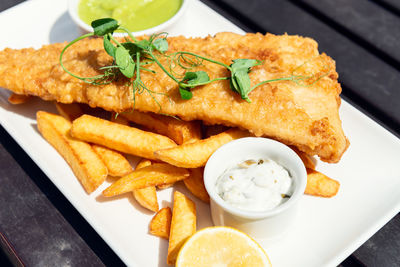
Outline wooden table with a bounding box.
[1,0,399,266]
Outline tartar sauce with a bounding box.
[215,159,293,212]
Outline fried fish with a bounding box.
[0,32,348,163]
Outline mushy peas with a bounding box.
[78,0,182,32]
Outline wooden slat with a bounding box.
[0,126,117,266]
[298,0,400,67]
[375,0,400,11]
[0,249,13,267]
[208,0,400,133]
[0,0,24,12]
[352,213,400,266]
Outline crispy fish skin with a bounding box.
[0,32,348,163]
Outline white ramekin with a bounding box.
[67,0,188,37]
[204,137,307,240]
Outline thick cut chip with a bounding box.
[167,191,196,265]
[133,186,158,212]
[184,168,210,203]
[55,103,132,177]
[36,111,107,193]
[70,114,177,160]
[154,128,250,168]
[8,93,30,104]
[291,146,316,170]
[150,155,173,189]
[55,102,83,121]
[305,168,340,197]
[150,207,172,239]
[136,159,152,169]
[121,110,201,144]
[103,163,189,197]
[133,159,158,212]
[92,145,132,177]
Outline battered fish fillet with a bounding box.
[0,32,348,163]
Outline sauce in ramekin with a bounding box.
[215,159,294,212]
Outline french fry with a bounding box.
[36,111,107,193]
[111,112,129,126]
[56,103,132,177]
[136,159,152,169]
[305,168,340,197]
[133,159,158,212]
[184,168,210,203]
[291,146,316,170]
[92,145,133,177]
[133,185,159,212]
[70,114,177,160]
[8,93,30,104]
[103,163,189,197]
[149,207,172,239]
[55,102,83,121]
[154,128,250,168]
[150,155,173,190]
[121,110,201,144]
[167,191,196,265]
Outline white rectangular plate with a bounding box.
[1,0,400,266]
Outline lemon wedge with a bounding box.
[176,226,272,267]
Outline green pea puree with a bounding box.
[78,0,183,32]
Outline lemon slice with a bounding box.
[176,226,272,267]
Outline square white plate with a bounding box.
[1,0,400,266]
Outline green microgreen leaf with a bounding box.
[229,59,263,102]
[152,38,168,53]
[232,70,252,102]
[181,71,210,86]
[115,46,135,78]
[179,87,193,100]
[91,18,119,36]
[103,34,116,58]
[122,42,140,55]
[230,59,262,72]
[135,40,151,50]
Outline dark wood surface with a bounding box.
[375,0,400,12]
[1,0,399,266]
[0,128,105,267]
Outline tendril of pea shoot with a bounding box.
[59,18,330,110]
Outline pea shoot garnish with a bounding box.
[60,18,329,110]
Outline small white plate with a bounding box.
[1,1,400,266]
